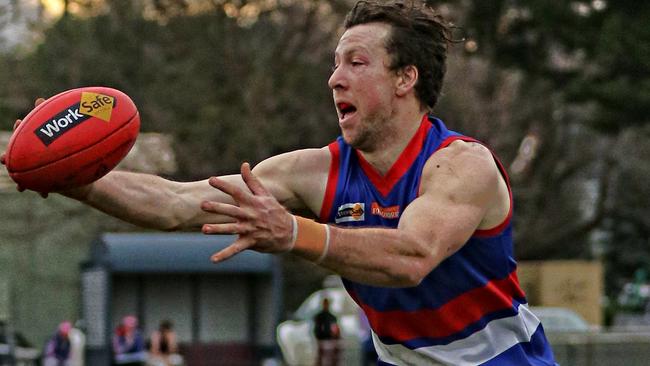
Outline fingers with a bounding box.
[210,237,254,263]
[208,176,251,204]
[240,162,269,196]
[204,162,277,265]
[1,101,42,167]
[207,163,270,203]
[9,97,42,132]
[11,97,43,131]
[13,185,46,197]
[201,222,248,235]
[1,153,35,195]
[201,201,247,219]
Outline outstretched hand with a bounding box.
[1,98,48,197]
[201,162,294,263]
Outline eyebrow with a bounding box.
[334,45,371,59]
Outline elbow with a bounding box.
[385,238,443,287]
[393,261,432,287]
[161,223,182,232]
[160,218,197,232]
[383,256,435,287]
[135,212,188,232]
[157,194,202,232]
[132,215,183,232]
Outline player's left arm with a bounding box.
[307,141,506,287]
[203,141,507,287]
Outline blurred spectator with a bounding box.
[43,321,72,366]
[617,268,650,313]
[147,320,184,366]
[68,320,86,366]
[313,298,340,366]
[113,315,147,366]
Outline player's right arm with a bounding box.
[2,113,326,232]
[65,172,241,231]
[0,104,235,230]
[65,146,329,231]
[0,145,250,231]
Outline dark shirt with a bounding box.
[159,333,169,354]
[114,329,145,354]
[313,310,340,340]
[49,333,71,361]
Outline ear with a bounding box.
[395,65,418,97]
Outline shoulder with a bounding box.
[426,140,497,178]
[252,147,331,178]
[436,139,493,163]
[421,140,499,202]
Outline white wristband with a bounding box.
[287,215,298,252]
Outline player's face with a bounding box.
[328,23,399,152]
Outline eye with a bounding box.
[351,61,364,66]
[331,64,339,72]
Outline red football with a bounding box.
[4,86,140,192]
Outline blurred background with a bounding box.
[1,0,650,365]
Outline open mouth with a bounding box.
[337,102,357,121]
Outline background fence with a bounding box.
[549,331,650,366]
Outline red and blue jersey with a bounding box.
[319,115,557,365]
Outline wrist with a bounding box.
[289,215,331,263]
[60,183,93,201]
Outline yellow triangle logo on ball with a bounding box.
[79,92,115,122]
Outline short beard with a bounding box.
[346,113,391,153]
[347,129,374,152]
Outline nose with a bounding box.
[328,66,347,91]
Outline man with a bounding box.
[313,297,341,366]
[2,1,557,364]
[43,322,72,366]
[148,320,184,366]
[112,315,147,366]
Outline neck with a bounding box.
[358,108,425,175]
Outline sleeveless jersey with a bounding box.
[319,115,557,366]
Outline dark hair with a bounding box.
[160,320,173,331]
[344,0,450,111]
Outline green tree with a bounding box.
[455,0,650,298]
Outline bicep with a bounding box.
[178,148,329,228]
[398,143,499,263]
[398,189,486,261]
[252,147,330,213]
[175,154,301,229]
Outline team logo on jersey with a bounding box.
[335,202,365,223]
[371,202,400,219]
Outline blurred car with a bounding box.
[277,285,363,366]
[279,289,601,365]
[530,306,595,333]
